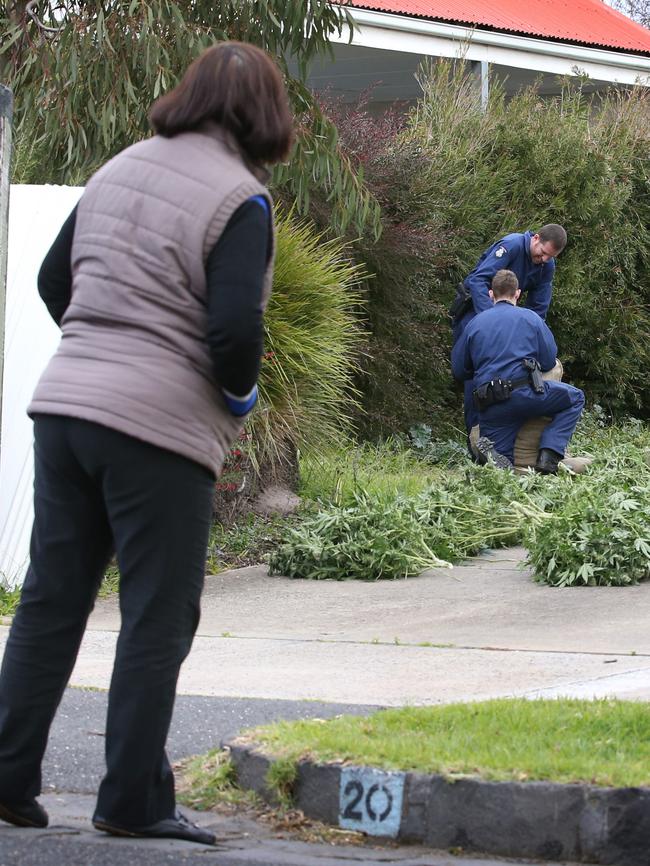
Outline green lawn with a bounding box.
[298,438,451,505]
[246,698,650,788]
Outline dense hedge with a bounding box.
[323,63,650,437]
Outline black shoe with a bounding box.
[535,448,563,475]
[93,809,216,845]
[0,799,49,828]
[476,436,513,470]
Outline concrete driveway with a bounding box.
[56,546,650,707]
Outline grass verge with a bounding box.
[246,698,650,788]
[176,748,367,846]
[176,748,256,810]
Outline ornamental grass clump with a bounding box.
[252,211,365,465]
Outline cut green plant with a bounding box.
[272,414,650,587]
[271,466,539,581]
[269,489,454,580]
[524,442,650,587]
[248,698,650,788]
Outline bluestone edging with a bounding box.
[224,737,650,866]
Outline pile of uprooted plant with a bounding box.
[269,412,650,588]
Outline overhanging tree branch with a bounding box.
[1,1,379,236]
[25,0,61,34]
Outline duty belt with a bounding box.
[472,376,530,411]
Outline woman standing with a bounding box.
[0,41,293,845]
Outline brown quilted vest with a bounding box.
[29,125,274,476]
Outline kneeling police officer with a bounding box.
[451,269,584,474]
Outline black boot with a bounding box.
[0,799,49,828]
[476,436,513,470]
[535,448,563,475]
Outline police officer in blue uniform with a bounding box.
[451,269,584,474]
[452,224,567,433]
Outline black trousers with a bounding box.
[0,416,215,825]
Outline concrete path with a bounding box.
[50,546,650,706]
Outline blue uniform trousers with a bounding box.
[479,381,584,462]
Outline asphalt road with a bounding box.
[42,686,381,794]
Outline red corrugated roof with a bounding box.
[347,0,650,54]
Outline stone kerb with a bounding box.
[225,738,650,866]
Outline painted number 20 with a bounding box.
[342,779,393,823]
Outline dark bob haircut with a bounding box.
[149,41,294,166]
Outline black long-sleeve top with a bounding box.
[37,199,269,400]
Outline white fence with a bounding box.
[0,185,83,586]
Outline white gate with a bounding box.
[0,185,83,586]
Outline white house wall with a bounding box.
[336,9,650,87]
[0,185,83,586]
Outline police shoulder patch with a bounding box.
[495,245,507,258]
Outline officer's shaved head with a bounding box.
[491,269,519,299]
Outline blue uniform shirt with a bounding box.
[451,301,557,387]
[464,230,555,319]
